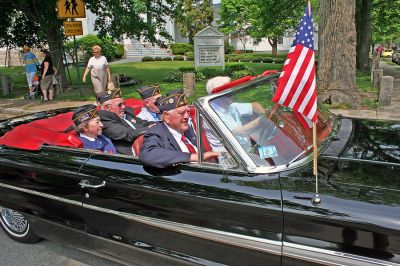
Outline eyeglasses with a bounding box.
[114,101,125,108]
[92,51,99,54]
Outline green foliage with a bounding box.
[200,68,227,78]
[66,34,125,62]
[154,57,163,61]
[162,70,206,82]
[171,43,194,55]
[371,0,400,45]
[173,0,214,44]
[163,57,173,61]
[174,55,185,61]
[142,56,154,62]
[185,51,194,60]
[179,67,196,72]
[231,69,255,79]
[224,40,235,54]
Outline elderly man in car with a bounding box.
[73,104,116,153]
[139,89,219,168]
[137,84,162,122]
[97,89,155,156]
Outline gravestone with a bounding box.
[1,75,11,96]
[373,69,383,88]
[194,26,225,70]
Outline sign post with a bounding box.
[57,0,86,96]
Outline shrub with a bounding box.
[226,63,248,73]
[162,71,183,82]
[179,67,196,73]
[231,69,255,79]
[68,34,125,62]
[263,57,274,63]
[174,55,184,61]
[224,40,235,54]
[273,58,285,64]
[185,51,194,61]
[142,56,154,62]
[171,43,193,55]
[163,57,172,61]
[154,57,163,61]
[200,68,227,79]
[195,71,206,81]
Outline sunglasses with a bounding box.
[114,101,125,108]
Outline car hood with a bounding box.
[340,118,400,164]
[320,118,400,192]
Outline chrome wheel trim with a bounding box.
[0,207,29,237]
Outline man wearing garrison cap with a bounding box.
[97,89,154,155]
[139,89,219,168]
[72,104,116,153]
[137,84,162,122]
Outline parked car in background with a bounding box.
[392,48,400,64]
[382,49,393,58]
[0,73,399,265]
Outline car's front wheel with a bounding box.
[0,206,41,243]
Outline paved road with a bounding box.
[0,229,124,266]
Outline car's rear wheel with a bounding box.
[0,206,41,243]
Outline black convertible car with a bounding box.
[0,74,399,265]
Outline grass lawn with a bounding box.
[0,61,283,102]
[0,60,375,106]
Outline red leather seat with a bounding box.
[132,134,144,156]
[188,105,212,152]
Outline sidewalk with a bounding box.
[1,60,399,121]
[330,59,400,121]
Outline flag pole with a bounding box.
[312,117,321,205]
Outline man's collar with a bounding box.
[80,133,96,141]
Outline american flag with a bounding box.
[272,3,317,122]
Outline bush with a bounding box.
[195,71,206,81]
[68,34,125,62]
[200,68,227,79]
[154,57,163,61]
[174,55,184,61]
[162,71,183,82]
[171,43,193,55]
[224,40,235,54]
[273,58,284,63]
[185,51,194,61]
[163,57,172,61]
[226,64,248,73]
[179,67,196,73]
[231,69,255,79]
[142,56,154,62]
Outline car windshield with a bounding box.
[209,76,335,167]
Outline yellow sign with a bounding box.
[57,0,86,19]
[64,21,83,36]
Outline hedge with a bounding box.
[171,43,193,55]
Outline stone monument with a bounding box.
[194,26,225,70]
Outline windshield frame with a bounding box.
[196,74,337,174]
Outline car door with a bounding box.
[280,159,400,266]
[0,146,92,249]
[78,150,283,265]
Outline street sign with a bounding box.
[63,21,83,36]
[57,0,86,19]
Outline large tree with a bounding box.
[218,0,256,52]
[356,0,372,73]
[318,0,360,106]
[174,0,214,44]
[371,0,400,47]
[251,0,311,57]
[0,0,176,85]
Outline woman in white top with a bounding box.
[82,45,111,94]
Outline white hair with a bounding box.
[206,76,231,94]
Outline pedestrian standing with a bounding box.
[82,45,111,95]
[40,49,57,102]
[22,45,39,94]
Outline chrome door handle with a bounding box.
[79,179,106,189]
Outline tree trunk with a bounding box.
[268,37,278,57]
[47,27,68,87]
[318,0,360,107]
[356,0,372,73]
